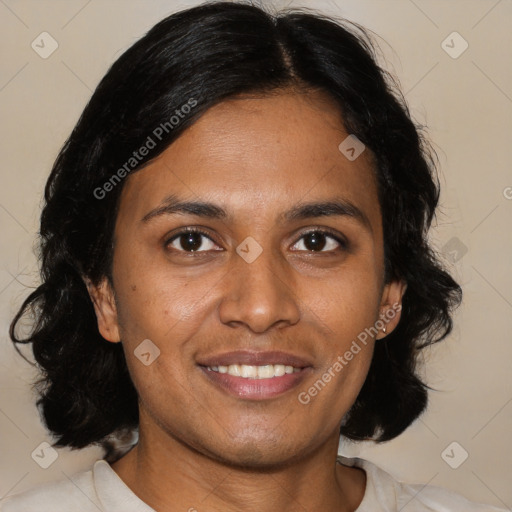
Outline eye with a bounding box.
[291,229,347,253]
[165,227,347,254]
[166,228,221,253]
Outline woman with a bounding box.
[1,2,505,511]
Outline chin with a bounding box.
[208,439,306,471]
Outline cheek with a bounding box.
[307,267,380,376]
[307,263,382,338]
[113,256,214,338]
[293,272,380,413]
[112,268,221,401]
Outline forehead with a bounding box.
[118,90,381,230]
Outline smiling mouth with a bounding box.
[198,353,311,399]
[206,364,301,379]
[197,350,312,399]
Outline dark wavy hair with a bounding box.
[10,1,462,461]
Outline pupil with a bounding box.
[304,232,326,251]
[182,233,202,251]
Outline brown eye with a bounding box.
[166,228,220,253]
[291,230,347,253]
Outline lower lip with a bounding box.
[199,366,310,400]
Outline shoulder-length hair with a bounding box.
[10,1,462,462]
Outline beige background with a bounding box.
[0,0,511,508]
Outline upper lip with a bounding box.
[197,350,312,368]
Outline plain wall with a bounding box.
[0,0,510,508]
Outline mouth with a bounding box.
[207,363,301,378]
[197,351,312,400]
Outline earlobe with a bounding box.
[376,279,407,339]
[83,277,121,343]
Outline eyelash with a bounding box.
[165,227,348,255]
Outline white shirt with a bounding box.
[0,456,506,511]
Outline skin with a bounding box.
[87,88,406,512]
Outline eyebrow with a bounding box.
[141,194,372,232]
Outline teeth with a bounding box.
[228,364,241,377]
[258,365,274,378]
[208,364,301,379]
[241,365,258,378]
[274,364,285,377]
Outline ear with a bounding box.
[83,277,121,343]
[376,279,407,340]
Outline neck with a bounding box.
[110,420,365,512]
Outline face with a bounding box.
[89,89,405,468]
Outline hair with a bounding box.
[10,0,462,461]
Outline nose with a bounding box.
[218,242,301,333]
